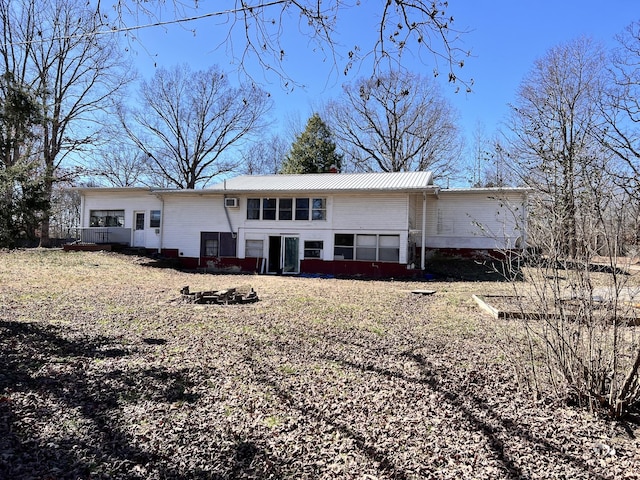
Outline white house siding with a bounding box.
[331,194,410,264]
[75,174,528,275]
[231,196,331,262]
[332,194,408,230]
[161,195,233,259]
[419,191,526,250]
[81,191,163,249]
[235,194,411,264]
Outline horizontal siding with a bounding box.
[162,197,232,258]
[82,188,527,259]
[420,192,526,249]
[332,194,408,231]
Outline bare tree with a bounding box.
[122,64,271,189]
[599,21,640,201]
[107,1,471,91]
[326,70,462,177]
[92,142,153,187]
[469,133,518,188]
[0,0,131,246]
[507,37,608,258]
[241,134,288,175]
[49,186,80,242]
[497,36,640,418]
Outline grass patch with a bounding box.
[0,249,637,479]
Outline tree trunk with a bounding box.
[38,167,54,247]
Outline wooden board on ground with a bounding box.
[472,294,640,325]
[411,289,436,296]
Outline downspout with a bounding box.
[158,194,164,254]
[79,192,85,241]
[421,191,427,270]
[154,192,165,254]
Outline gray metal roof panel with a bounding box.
[204,171,435,193]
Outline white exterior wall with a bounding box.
[236,197,410,263]
[414,191,526,250]
[161,195,340,264]
[80,187,526,265]
[331,194,410,263]
[161,195,237,260]
[332,194,408,230]
[234,196,332,262]
[81,191,163,249]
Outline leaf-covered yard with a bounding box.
[0,250,638,479]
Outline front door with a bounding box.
[133,211,145,247]
[268,236,299,274]
[268,236,281,274]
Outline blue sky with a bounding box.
[126,1,638,164]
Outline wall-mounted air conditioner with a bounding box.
[224,197,239,208]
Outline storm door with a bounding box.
[133,211,145,247]
[282,236,299,273]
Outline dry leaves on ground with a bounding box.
[0,249,638,479]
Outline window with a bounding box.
[356,235,377,261]
[247,198,261,219]
[89,210,124,227]
[279,198,293,220]
[295,198,309,220]
[379,235,400,262]
[219,232,237,257]
[204,238,219,257]
[334,234,400,262]
[334,234,354,260]
[150,210,161,228]
[312,198,326,220]
[304,241,323,259]
[135,212,145,230]
[201,232,237,257]
[262,198,277,220]
[246,197,326,221]
[245,239,264,258]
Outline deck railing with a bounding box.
[72,227,132,245]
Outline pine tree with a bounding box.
[280,113,342,174]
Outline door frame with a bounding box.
[267,235,299,274]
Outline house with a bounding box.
[72,171,528,277]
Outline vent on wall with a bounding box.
[224,197,239,208]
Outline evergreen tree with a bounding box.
[0,72,48,248]
[280,113,342,174]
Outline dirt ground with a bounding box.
[0,249,639,479]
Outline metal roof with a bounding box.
[72,186,157,194]
[72,172,438,196]
[204,171,435,193]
